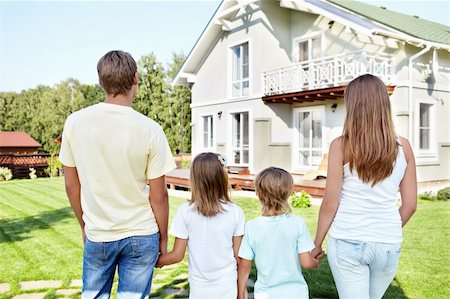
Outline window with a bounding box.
[231,112,249,164]
[419,103,432,150]
[231,42,249,97]
[293,107,325,170]
[296,36,321,62]
[202,115,214,149]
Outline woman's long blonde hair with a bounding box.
[190,152,231,217]
[343,74,398,186]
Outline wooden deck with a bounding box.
[166,168,326,197]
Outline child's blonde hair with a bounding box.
[255,167,293,216]
[190,152,231,217]
[343,74,398,186]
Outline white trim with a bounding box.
[198,113,216,152]
[414,99,438,160]
[292,31,325,62]
[191,96,261,109]
[227,108,253,172]
[292,105,326,172]
[228,38,252,100]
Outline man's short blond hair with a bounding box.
[255,167,293,215]
[97,50,137,96]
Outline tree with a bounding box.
[166,52,191,154]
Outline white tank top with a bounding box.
[329,145,407,244]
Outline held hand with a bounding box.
[155,255,164,268]
[311,245,324,260]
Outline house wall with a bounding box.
[190,0,450,180]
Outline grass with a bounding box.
[0,178,449,298]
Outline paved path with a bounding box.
[0,268,255,298]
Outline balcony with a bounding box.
[262,51,395,103]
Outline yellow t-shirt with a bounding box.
[59,102,176,242]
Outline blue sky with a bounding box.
[0,0,448,92]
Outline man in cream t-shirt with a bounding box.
[59,50,176,299]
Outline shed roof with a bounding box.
[0,131,41,148]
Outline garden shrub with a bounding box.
[418,191,435,201]
[290,190,312,208]
[436,187,450,201]
[0,167,13,181]
[45,154,62,177]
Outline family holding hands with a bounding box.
[60,50,417,299]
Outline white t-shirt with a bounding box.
[59,102,176,242]
[169,201,245,288]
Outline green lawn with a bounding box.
[0,178,449,298]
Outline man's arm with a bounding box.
[64,166,85,243]
[149,175,169,254]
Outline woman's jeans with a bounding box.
[82,233,160,299]
[327,236,401,299]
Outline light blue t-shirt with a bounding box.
[238,214,315,299]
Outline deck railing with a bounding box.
[262,51,394,96]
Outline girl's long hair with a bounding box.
[343,74,398,186]
[190,152,231,217]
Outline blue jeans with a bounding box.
[82,233,159,299]
[327,236,401,299]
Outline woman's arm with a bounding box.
[314,138,344,249]
[399,137,417,227]
[156,237,188,268]
[237,258,251,299]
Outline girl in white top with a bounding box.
[313,74,417,299]
[157,152,245,299]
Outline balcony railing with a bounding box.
[262,51,394,96]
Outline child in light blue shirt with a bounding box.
[238,167,322,299]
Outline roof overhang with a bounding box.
[262,85,396,104]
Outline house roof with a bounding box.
[0,131,41,148]
[174,0,450,85]
[328,0,450,46]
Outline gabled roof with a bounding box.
[0,131,41,148]
[174,0,450,85]
[328,0,450,46]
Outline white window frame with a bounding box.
[227,109,253,168]
[228,39,251,99]
[415,99,437,159]
[292,105,326,172]
[292,31,324,63]
[199,114,215,152]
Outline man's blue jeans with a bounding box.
[82,233,159,299]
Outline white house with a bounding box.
[175,0,450,182]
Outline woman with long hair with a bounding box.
[313,74,417,299]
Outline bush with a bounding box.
[418,191,435,201]
[45,154,62,177]
[436,187,450,201]
[290,190,312,208]
[0,167,13,181]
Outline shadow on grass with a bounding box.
[0,207,73,244]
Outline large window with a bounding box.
[419,103,432,150]
[231,42,249,97]
[231,112,249,164]
[293,107,324,170]
[202,115,214,149]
